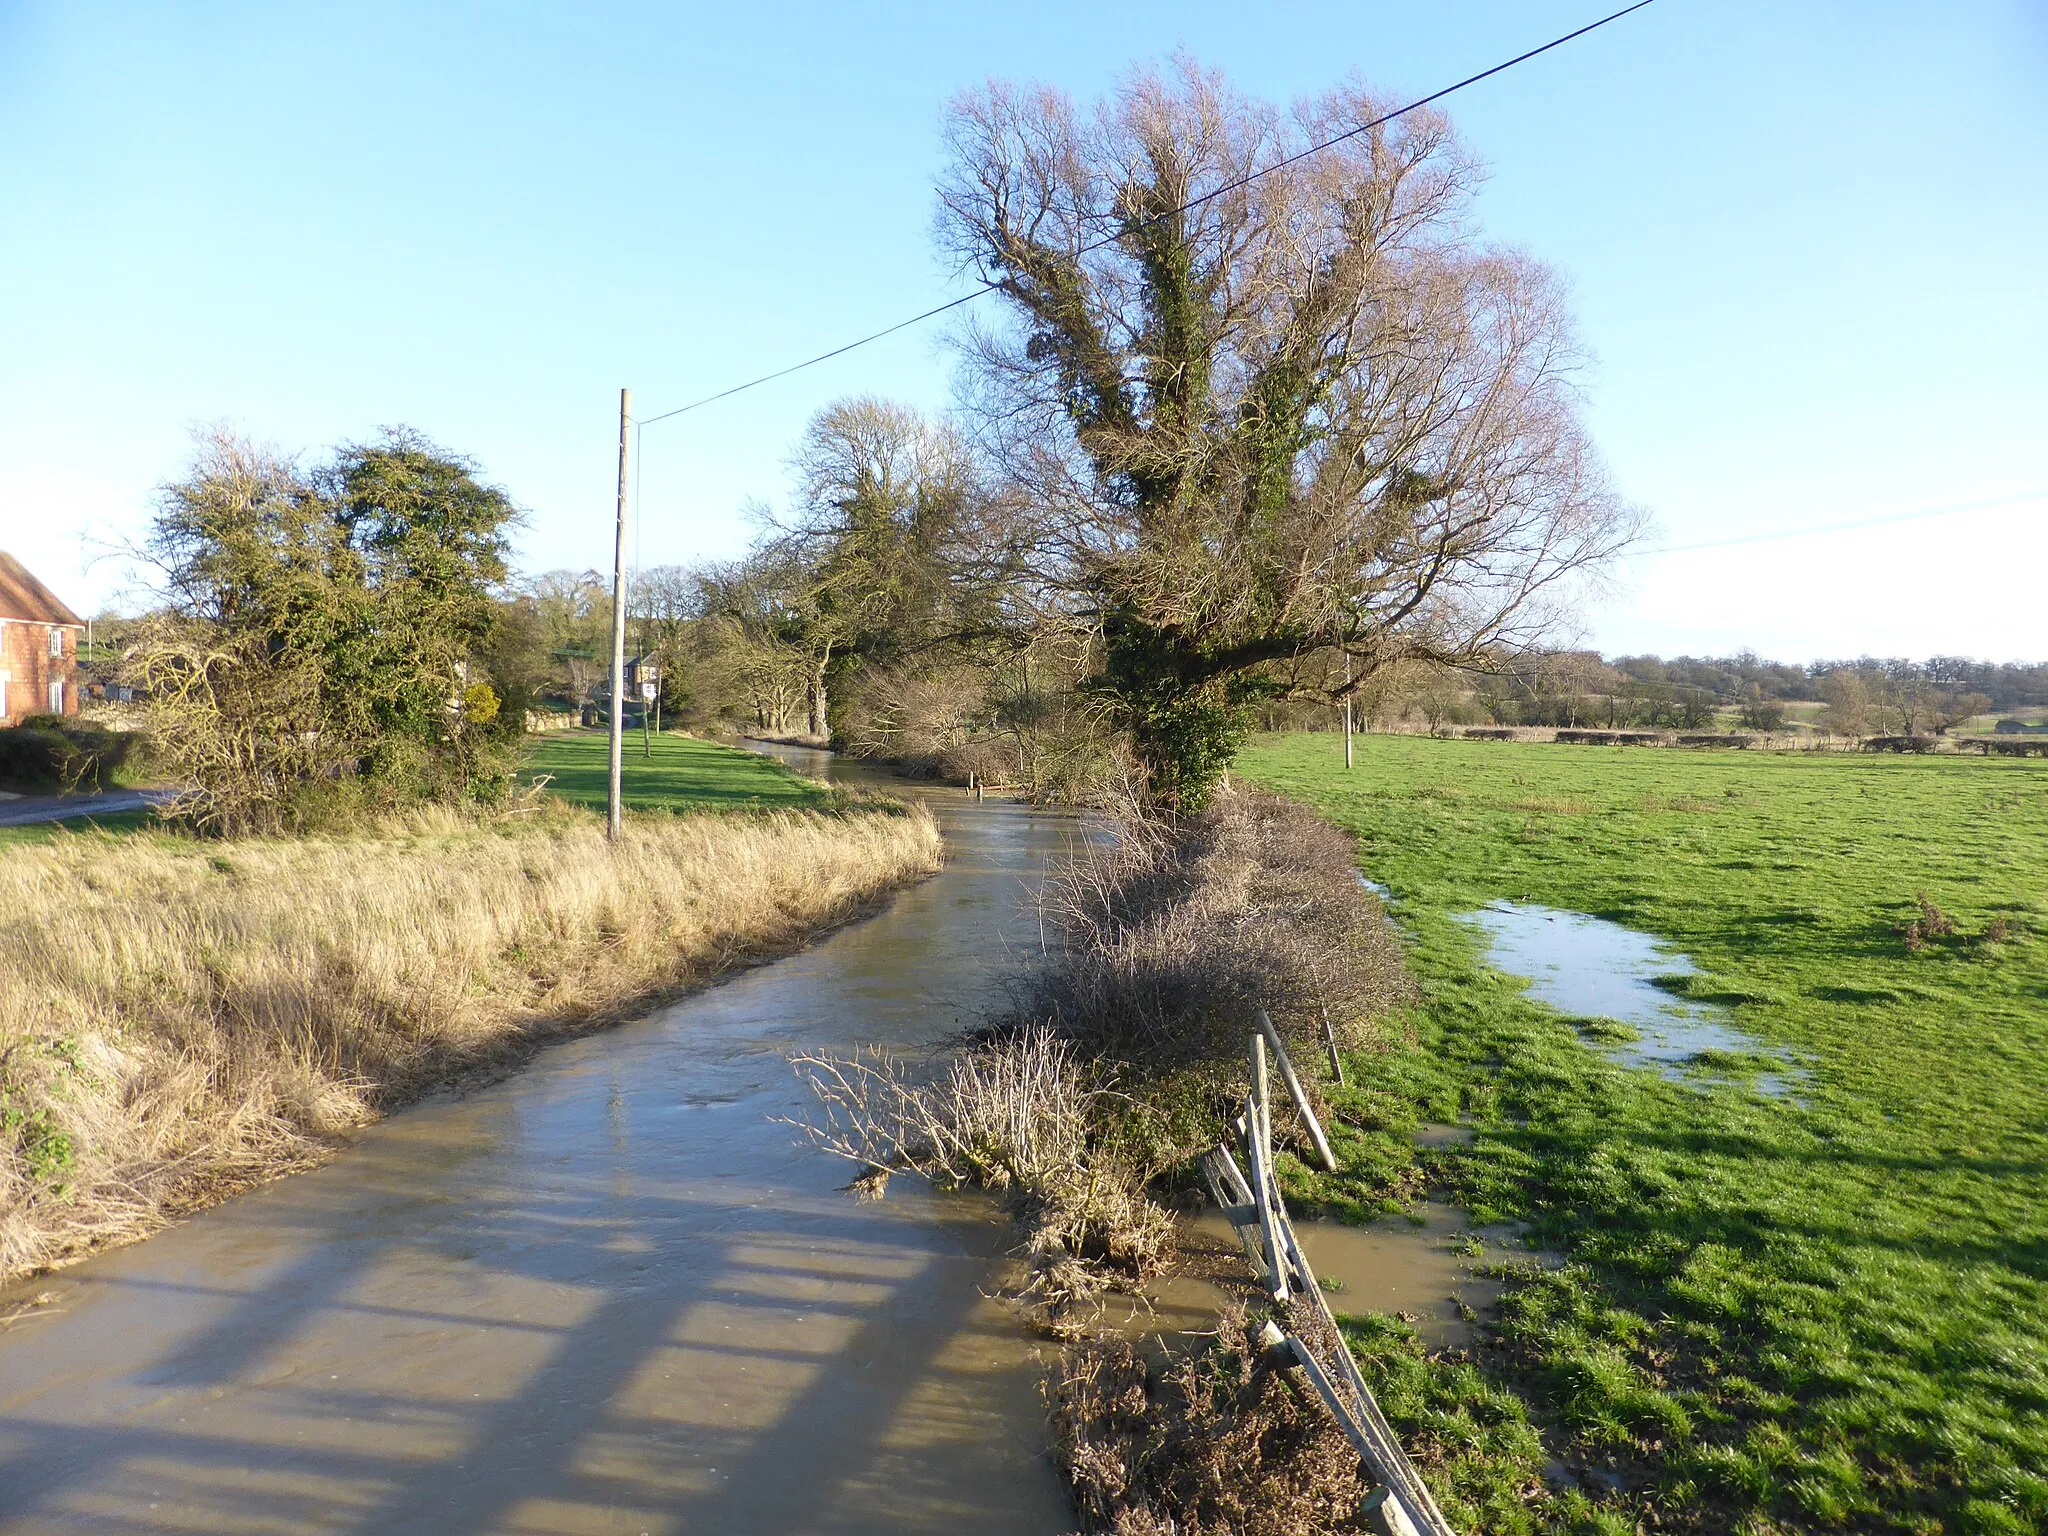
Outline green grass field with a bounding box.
[1236,733,2048,1535]
[521,730,825,813]
[0,808,156,849]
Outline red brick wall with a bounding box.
[0,620,81,726]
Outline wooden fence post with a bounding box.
[1249,1035,1288,1302]
[1259,1007,1338,1172]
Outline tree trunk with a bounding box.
[806,667,828,741]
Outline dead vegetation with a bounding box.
[790,1029,1174,1317]
[1022,785,1414,1078]
[0,801,940,1282]
[1052,1295,1390,1535]
[1895,891,2026,955]
[792,782,1413,1346]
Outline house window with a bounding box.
[48,627,63,659]
[49,679,64,714]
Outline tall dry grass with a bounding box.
[0,802,940,1281]
[790,1029,1174,1320]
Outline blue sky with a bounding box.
[2,1,2043,662]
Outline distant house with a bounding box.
[0,552,85,726]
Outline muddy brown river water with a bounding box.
[0,746,1076,1535]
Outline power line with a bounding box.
[1645,490,2048,556]
[631,0,1658,430]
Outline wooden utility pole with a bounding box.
[1344,650,1354,770]
[607,388,631,843]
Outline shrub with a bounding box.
[1019,784,1414,1078]
[1737,698,1786,732]
[790,1029,1174,1318]
[0,721,141,792]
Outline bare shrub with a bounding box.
[1023,784,1413,1079]
[789,1029,1173,1317]
[1898,891,1962,954]
[837,664,991,771]
[1052,1297,1377,1535]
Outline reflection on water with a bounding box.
[0,746,1078,1536]
[1464,902,1802,1096]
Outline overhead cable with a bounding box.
[631,0,1658,430]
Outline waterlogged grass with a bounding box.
[1236,733,2048,1535]
[521,729,825,812]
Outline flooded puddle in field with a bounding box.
[1463,902,1803,1096]
[1166,1202,1534,1351]
[1413,1121,1475,1149]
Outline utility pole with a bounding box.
[1343,650,1354,770]
[607,388,631,843]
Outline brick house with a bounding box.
[0,551,85,726]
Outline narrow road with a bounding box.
[0,788,169,827]
[0,747,1077,1535]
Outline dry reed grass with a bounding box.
[0,802,940,1281]
[788,784,1413,1338]
[790,1028,1174,1320]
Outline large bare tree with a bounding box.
[939,61,1641,807]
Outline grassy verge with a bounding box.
[0,808,156,849]
[522,729,825,811]
[0,798,940,1283]
[1234,732,2048,1535]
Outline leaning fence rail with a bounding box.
[1199,1022,1459,1536]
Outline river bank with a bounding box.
[0,795,941,1284]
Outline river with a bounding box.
[0,745,1077,1535]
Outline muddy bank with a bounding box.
[0,760,1077,1534]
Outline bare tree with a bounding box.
[1414,665,1464,735]
[1929,690,1991,735]
[939,60,1641,808]
[1821,670,1870,739]
[689,554,819,737]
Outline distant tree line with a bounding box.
[1404,650,2022,737]
[1607,652,2048,713]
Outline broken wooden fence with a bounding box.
[1197,1017,1458,1536]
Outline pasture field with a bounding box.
[1236,734,2048,1535]
[521,729,825,812]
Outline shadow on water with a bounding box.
[1463,902,1806,1098]
[0,749,1079,1535]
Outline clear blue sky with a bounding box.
[3,1,2043,663]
